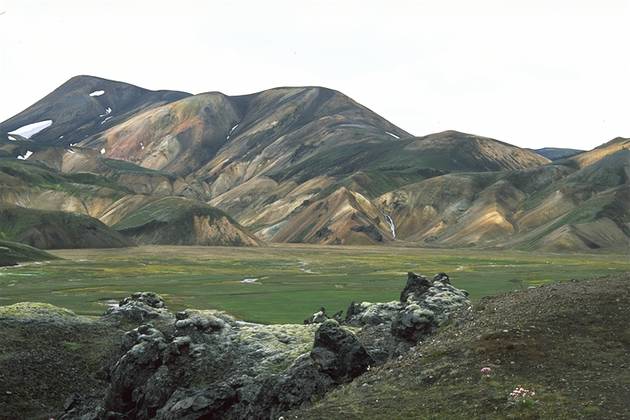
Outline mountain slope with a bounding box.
[1,76,625,251]
[265,187,394,245]
[113,197,260,246]
[0,75,189,146]
[400,131,550,172]
[377,151,630,251]
[535,147,583,160]
[0,206,131,249]
[567,137,630,168]
[0,240,58,266]
[0,159,259,247]
[80,86,411,181]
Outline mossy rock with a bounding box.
[0,302,77,319]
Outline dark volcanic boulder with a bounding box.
[121,292,166,309]
[103,324,207,420]
[156,383,238,420]
[310,320,373,382]
[105,292,172,323]
[104,325,169,416]
[391,273,470,342]
[345,301,403,326]
[400,272,433,303]
[303,307,328,324]
[252,320,373,418]
[304,307,344,324]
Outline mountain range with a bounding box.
[0,75,628,251]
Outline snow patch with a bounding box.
[100,148,106,155]
[100,116,113,125]
[241,278,259,284]
[7,135,16,141]
[8,120,53,139]
[140,141,145,150]
[16,150,33,160]
[385,131,400,139]
[99,107,112,117]
[89,90,105,97]
[385,215,396,239]
[226,123,239,140]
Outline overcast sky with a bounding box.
[0,0,628,150]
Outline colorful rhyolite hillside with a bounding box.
[0,75,628,250]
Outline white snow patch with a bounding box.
[385,215,396,239]
[100,148,106,155]
[385,131,400,139]
[67,149,76,154]
[99,107,112,117]
[17,150,33,160]
[89,90,105,97]
[241,278,259,284]
[100,116,113,125]
[58,135,64,140]
[140,141,145,150]
[226,123,239,140]
[8,120,53,139]
[7,135,16,141]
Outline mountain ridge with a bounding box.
[0,75,627,251]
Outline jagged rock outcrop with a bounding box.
[303,307,343,324]
[104,292,172,323]
[342,272,471,361]
[391,273,470,342]
[79,317,370,419]
[60,271,469,419]
[345,301,403,326]
[345,272,469,333]
[310,319,373,382]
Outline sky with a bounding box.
[0,0,628,150]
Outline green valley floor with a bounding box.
[0,245,628,324]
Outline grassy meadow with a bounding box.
[0,244,628,324]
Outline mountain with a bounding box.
[0,75,189,146]
[535,147,584,160]
[0,158,258,248]
[0,206,130,249]
[79,86,412,179]
[112,197,260,246]
[377,148,630,251]
[566,137,630,168]
[0,75,626,251]
[0,239,58,266]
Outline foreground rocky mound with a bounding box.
[0,271,469,419]
[64,272,468,419]
[293,274,630,419]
